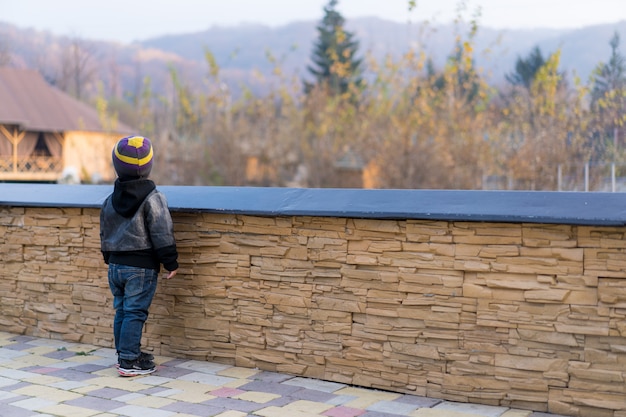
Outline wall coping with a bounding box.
[1,183,626,226]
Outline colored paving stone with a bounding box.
[0,331,568,417]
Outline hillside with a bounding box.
[138,18,626,83]
[1,17,625,99]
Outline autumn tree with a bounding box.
[495,49,592,190]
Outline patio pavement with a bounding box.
[0,331,567,417]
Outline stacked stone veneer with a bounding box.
[1,205,626,416]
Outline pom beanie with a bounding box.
[112,135,153,179]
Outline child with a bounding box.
[100,135,178,377]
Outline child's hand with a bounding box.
[166,269,178,279]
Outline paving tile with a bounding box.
[128,394,178,408]
[213,411,248,417]
[367,399,419,415]
[0,348,29,360]
[282,376,347,393]
[325,395,359,406]
[0,368,40,380]
[24,346,58,356]
[0,382,30,392]
[50,379,90,391]
[284,399,334,414]
[395,394,442,407]
[263,395,296,408]
[23,374,66,386]
[433,401,509,417]
[3,343,36,352]
[361,412,413,417]
[86,376,152,391]
[0,402,42,417]
[252,371,294,383]
[113,393,146,403]
[149,388,184,398]
[135,375,173,386]
[12,384,83,402]
[17,355,58,367]
[43,349,78,360]
[235,390,282,404]
[0,392,23,403]
[204,397,266,413]
[322,406,366,417]
[167,390,216,404]
[287,387,338,403]
[153,366,195,379]
[334,387,401,409]
[217,366,261,379]
[221,378,254,389]
[0,375,20,388]
[64,396,126,412]
[8,397,58,411]
[161,400,224,416]
[70,363,111,373]
[109,404,177,417]
[210,387,246,397]
[20,337,64,347]
[138,386,175,395]
[410,409,485,417]
[159,359,188,367]
[45,368,101,381]
[0,361,39,370]
[163,379,215,392]
[238,380,302,396]
[178,371,236,386]
[175,360,231,374]
[83,387,130,399]
[255,405,322,417]
[501,411,532,417]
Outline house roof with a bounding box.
[0,67,132,133]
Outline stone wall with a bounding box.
[1,205,626,416]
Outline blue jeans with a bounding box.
[108,264,158,361]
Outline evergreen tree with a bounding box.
[589,31,626,158]
[506,46,548,89]
[591,32,626,104]
[305,0,362,95]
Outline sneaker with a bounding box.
[116,351,154,368]
[118,357,156,377]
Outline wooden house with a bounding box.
[0,67,133,183]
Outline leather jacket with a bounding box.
[100,179,178,272]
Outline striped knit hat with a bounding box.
[112,135,154,179]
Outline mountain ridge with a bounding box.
[1,17,625,98]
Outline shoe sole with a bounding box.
[118,367,156,377]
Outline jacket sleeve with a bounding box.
[145,191,179,271]
[100,198,111,264]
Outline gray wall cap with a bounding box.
[1,183,625,226]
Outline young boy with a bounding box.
[100,135,178,377]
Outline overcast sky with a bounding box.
[2,0,625,44]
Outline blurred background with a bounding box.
[1,0,625,190]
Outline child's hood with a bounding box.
[111,178,156,217]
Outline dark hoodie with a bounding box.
[100,178,178,272]
[111,178,156,217]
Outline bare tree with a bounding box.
[0,35,11,66]
[58,37,98,100]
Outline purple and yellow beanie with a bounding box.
[112,135,154,179]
